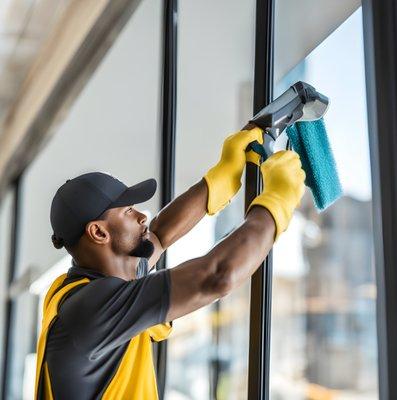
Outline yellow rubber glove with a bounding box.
[245,139,263,165]
[204,127,264,215]
[246,150,306,242]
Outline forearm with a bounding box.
[149,178,208,249]
[207,205,276,290]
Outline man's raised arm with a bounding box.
[148,178,208,253]
[149,128,264,253]
[166,150,306,321]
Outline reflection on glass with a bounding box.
[270,5,378,399]
[166,1,255,399]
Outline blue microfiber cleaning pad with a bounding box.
[285,117,342,211]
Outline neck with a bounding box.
[74,248,140,281]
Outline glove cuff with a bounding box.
[203,167,242,215]
[246,192,293,242]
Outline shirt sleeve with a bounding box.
[58,268,171,360]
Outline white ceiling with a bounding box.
[0,0,70,124]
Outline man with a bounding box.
[34,127,305,399]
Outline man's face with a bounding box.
[103,205,154,258]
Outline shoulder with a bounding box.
[58,276,127,315]
[58,270,171,340]
[59,270,169,315]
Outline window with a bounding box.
[270,5,378,399]
[166,1,256,399]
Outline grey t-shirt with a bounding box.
[42,258,171,399]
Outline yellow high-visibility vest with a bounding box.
[34,273,172,399]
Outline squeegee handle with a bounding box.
[246,141,267,159]
[242,122,268,159]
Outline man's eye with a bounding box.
[127,207,133,213]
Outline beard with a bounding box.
[128,237,155,258]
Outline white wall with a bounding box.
[16,0,162,278]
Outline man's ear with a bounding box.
[85,220,110,245]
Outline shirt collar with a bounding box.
[67,258,149,280]
[67,259,106,280]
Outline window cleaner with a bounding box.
[246,81,343,211]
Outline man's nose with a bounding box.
[137,211,147,224]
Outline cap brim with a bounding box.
[108,178,157,208]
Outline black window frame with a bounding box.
[362,1,397,398]
[1,176,22,400]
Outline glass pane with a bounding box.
[7,292,38,400]
[166,1,256,399]
[0,189,15,390]
[6,0,163,398]
[270,4,378,399]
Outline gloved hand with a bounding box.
[246,150,306,242]
[204,127,264,215]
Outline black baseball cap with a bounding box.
[50,172,157,248]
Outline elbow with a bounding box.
[202,259,234,298]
